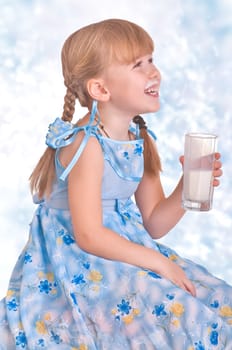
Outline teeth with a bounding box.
[145,88,158,95]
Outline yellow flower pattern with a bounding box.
[122,314,134,324]
[79,345,88,350]
[137,270,147,277]
[171,319,180,327]
[219,305,232,317]
[35,320,47,335]
[87,270,103,282]
[6,290,14,298]
[170,302,185,317]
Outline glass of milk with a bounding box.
[182,133,218,211]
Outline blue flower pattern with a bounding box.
[117,299,132,315]
[16,331,27,348]
[24,252,32,264]
[71,273,86,286]
[38,280,53,294]
[6,298,19,311]
[152,303,167,317]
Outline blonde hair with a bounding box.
[30,18,161,198]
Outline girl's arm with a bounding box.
[65,136,195,296]
[135,172,185,240]
[135,153,223,240]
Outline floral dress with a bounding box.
[0,115,232,350]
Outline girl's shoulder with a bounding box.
[57,130,103,179]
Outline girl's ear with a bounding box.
[87,79,110,102]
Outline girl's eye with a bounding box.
[132,57,153,69]
[133,61,142,69]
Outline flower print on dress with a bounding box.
[24,251,32,264]
[166,294,175,300]
[112,298,140,325]
[121,143,143,160]
[37,338,46,347]
[50,330,63,344]
[82,261,90,270]
[6,298,19,311]
[158,244,173,258]
[194,341,205,350]
[71,265,103,295]
[169,302,185,317]
[78,345,88,350]
[63,234,75,245]
[209,323,219,346]
[39,280,53,294]
[123,151,129,160]
[210,300,219,309]
[147,271,162,279]
[56,229,75,246]
[36,320,47,335]
[87,270,103,283]
[152,295,186,333]
[133,143,143,156]
[117,299,132,316]
[219,305,232,318]
[152,303,167,317]
[71,274,86,286]
[15,331,27,348]
[38,277,58,296]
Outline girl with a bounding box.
[1,18,232,350]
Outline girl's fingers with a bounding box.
[214,160,222,170]
[184,279,196,297]
[213,178,220,187]
[175,279,196,297]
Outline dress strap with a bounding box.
[46,100,99,181]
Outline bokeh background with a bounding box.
[0,0,231,298]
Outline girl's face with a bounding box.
[103,53,161,117]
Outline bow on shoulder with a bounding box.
[45,101,99,181]
[45,100,99,150]
[45,118,80,149]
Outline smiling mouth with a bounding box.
[144,87,159,97]
[144,82,159,97]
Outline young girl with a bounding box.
[0,18,231,350]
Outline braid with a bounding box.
[133,115,147,130]
[62,87,77,122]
[133,115,162,176]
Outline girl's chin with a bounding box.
[147,102,160,113]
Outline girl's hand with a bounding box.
[179,152,223,187]
[212,152,223,187]
[159,258,196,297]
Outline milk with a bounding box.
[183,169,213,202]
[182,133,217,211]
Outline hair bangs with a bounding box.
[98,20,154,66]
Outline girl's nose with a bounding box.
[151,65,160,76]
[149,65,160,79]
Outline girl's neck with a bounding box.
[95,117,134,141]
[97,106,133,141]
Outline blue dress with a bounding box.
[1,120,232,350]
